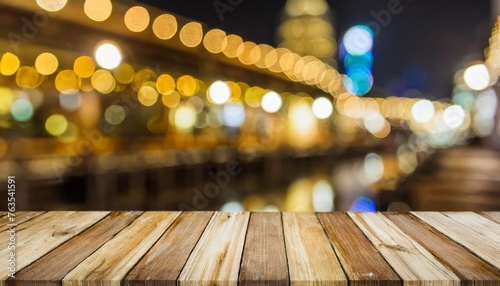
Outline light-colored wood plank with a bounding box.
[11,211,143,286]
[282,212,347,286]
[0,211,109,285]
[317,212,400,286]
[124,212,213,286]
[62,212,180,286]
[239,212,289,286]
[481,212,500,224]
[0,212,45,232]
[412,212,500,269]
[386,213,500,286]
[178,212,250,286]
[348,212,460,286]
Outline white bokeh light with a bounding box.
[261,91,282,113]
[312,97,333,119]
[443,105,465,129]
[411,99,435,123]
[464,64,490,91]
[208,81,231,105]
[95,42,122,69]
[343,25,373,55]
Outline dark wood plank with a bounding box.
[317,212,401,286]
[9,211,142,286]
[386,213,500,286]
[124,212,213,286]
[239,212,289,286]
[481,212,500,224]
[0,212,45,232]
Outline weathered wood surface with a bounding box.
[412,212,500,269]
[0,212,44,232]
[3,211,500,286]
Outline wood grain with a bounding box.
[10,211,142,286]
[178,212,250,286]
[481,212,500,224]
[239,212,289,286]
[282,212,347,286]
[412,212,500,269]
[62,212,181,286]
[0,211,44,232]
[124,212,214,286]
[348,212,460,286]
[386,213,500,286]
[317,212,400,286]
[0,211,109,285]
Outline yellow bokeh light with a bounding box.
[1,53,20,76]
[55,70,80,94]
[113,63,135,84]
[45,114,68,137]
[0,88,14,115]
[203,29,227,54]
[36,0,67,11]
[35,53,58,75]
[73,56,95,78]
[177,75,198,96]
[105,105,126,125]
[124,6,150,33]
[237,41,260,65]
[227,81,241,99]
[152,14,177,40]
[245,86,265,108]
[162,90,181,108]
[84,0,112,22]
[91,69,116,94]
[138,86,158,106]
[223,34,243,58]
[16,66,44,88]
[179,22,203,48]
[174,104,197,130]
[132,69,156,91]
[254,44,273,68]
[157,74,176,95]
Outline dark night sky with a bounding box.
[139,0,492,98]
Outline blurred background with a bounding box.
[0,0,499,211]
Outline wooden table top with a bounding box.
[1,211,499,286]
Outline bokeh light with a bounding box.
[113,63,134,84]
[152,14,177,40]
[464,63,490,91]
[443,105,465,129]
[363,153,384,183]
[95,42,122,69]
[312,180,334,211]
[91,69,116,94]
[124,6,150,33]
[84,0,112,22]
[0,88,14,115]
[411,99,435,123]
[175,104,197,130]
[157,74,176,95]
[35,53,58,75]
[177,75,198,96]
[350,196,376,212]
[45,114,68,136]
[105,105,126,125]
[162,90,180,108]
[312,97,333,119]
[343,25,373,56]
[36,0,67,11]
[1,53,20,76]
[208,81,231,104]
[10,98,34,122]
[179,22,203,48]
[138,86,158,106]
[59,92,82,111]
[74,56,96,78]
[16,66,43,88]
[261,91,282,113]
[223,101,246,127]
[203,29,227,54]
[55,70,80,94]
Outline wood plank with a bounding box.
[386,213,500,286]
[10,211,143,286]
[178,212,250,286]
[481,212,500,224]
[62,212,180,286]
[0,211,109,285]
[282,212,347,286]
[124,212,213,286]
[239,212,289,286]
[0,212,45,232]
[317,212,400,286]
[412,212,500,269]
[348,212,460,286]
